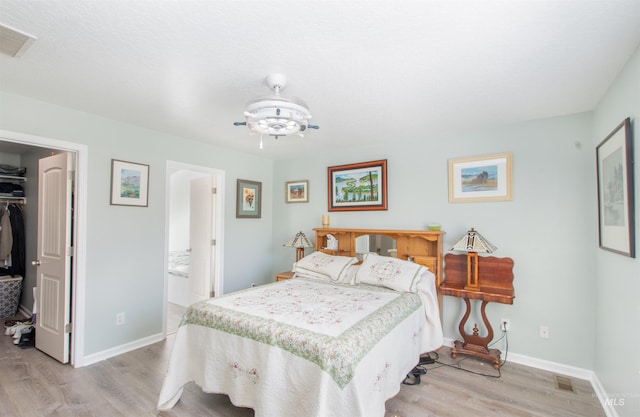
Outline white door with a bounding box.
[34,152,74,363]
[188,176,214,303]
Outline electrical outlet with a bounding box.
[116,312,125,326]
[539,325,549,339]
[501,318,511,331]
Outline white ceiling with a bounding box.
[0,1,639,160]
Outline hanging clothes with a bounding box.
[0,205,13,266]
[0,203,24,277]
[7,204,25,278]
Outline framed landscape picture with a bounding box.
[236,179,262,218]
[327,159,387,211]
[285,180,309,203]
[110,159,149,207]
[596,118,635,258]
[448,153,512,203]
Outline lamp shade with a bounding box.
[450,228,497,254]
[283,231,314,262]
[283,231,314,249]
[449,228,496,292]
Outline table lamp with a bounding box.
[450,227,497,291]
[283,231,314,262]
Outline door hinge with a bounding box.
[211,239,216,246]
[212,187,217,195]
[68,170,75,180]
[64,323,72,334]
[66,246,74,256]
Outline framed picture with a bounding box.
[110,159,149,207]
[448,152,512,203]
[596,118,635,258]
[236,179,262,218]
[285,180,309,203]
[328,159,387,211]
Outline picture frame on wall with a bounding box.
[110,159,149,207]
[596,117,635,258]
[448,152,512,203]
[285,180,309,203]
[236,179,262,218]
[327,159,387,211]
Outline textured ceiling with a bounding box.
[0,1,639,160]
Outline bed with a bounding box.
[168,250,191,307]
[158,228,444,417]
[168,250,190,279]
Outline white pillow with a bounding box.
[293,251,358,282]
[341,264,360,285]
[355,253,427,293]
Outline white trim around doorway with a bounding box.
[0,129,88,367]
[164,160,225,336]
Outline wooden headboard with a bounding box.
[313,228,445,308]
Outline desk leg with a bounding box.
[450,298,502,369]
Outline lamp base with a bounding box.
[466,252,480,291]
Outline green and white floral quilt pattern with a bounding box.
[181,278,421,388]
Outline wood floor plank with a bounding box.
[0,321,606,417]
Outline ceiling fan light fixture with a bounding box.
[236,74,318,142]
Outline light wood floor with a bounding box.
[0,322,606,417]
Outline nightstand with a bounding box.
[275,271,294,282]
[441,253,515,369]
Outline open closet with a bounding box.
[0,167,26,318]
[0,142,57,319]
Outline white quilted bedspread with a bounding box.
[158,277,442,417]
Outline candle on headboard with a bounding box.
[322,214,330,228]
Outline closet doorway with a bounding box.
[0,131,87,366]
[165,161,224,335]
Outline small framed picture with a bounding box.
[236,179,262,218]
[596,118,635,257]
[448,153,512,203]
[327,159,387,211]
[285,180,309,203]
[110,159,149,207]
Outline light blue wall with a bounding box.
[593,45,640,417]
[272,46,640,413]
[273,112,597,369]
[0,91,274,355]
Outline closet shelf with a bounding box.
[0,174,26,182]
[0,196,26,204]
[0,171,27,204]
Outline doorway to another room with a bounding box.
[0,131,88,366]
[165,161,224,335]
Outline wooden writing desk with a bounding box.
[441,253,515,369]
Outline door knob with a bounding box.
[32,260,41,266]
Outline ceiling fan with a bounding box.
[234,74,319,148]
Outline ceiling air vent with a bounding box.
[0,23,36,58]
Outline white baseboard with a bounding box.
[442,338,618,417]
[17,304,32,319]
[589,373,620,417]
[79,332,165,367]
